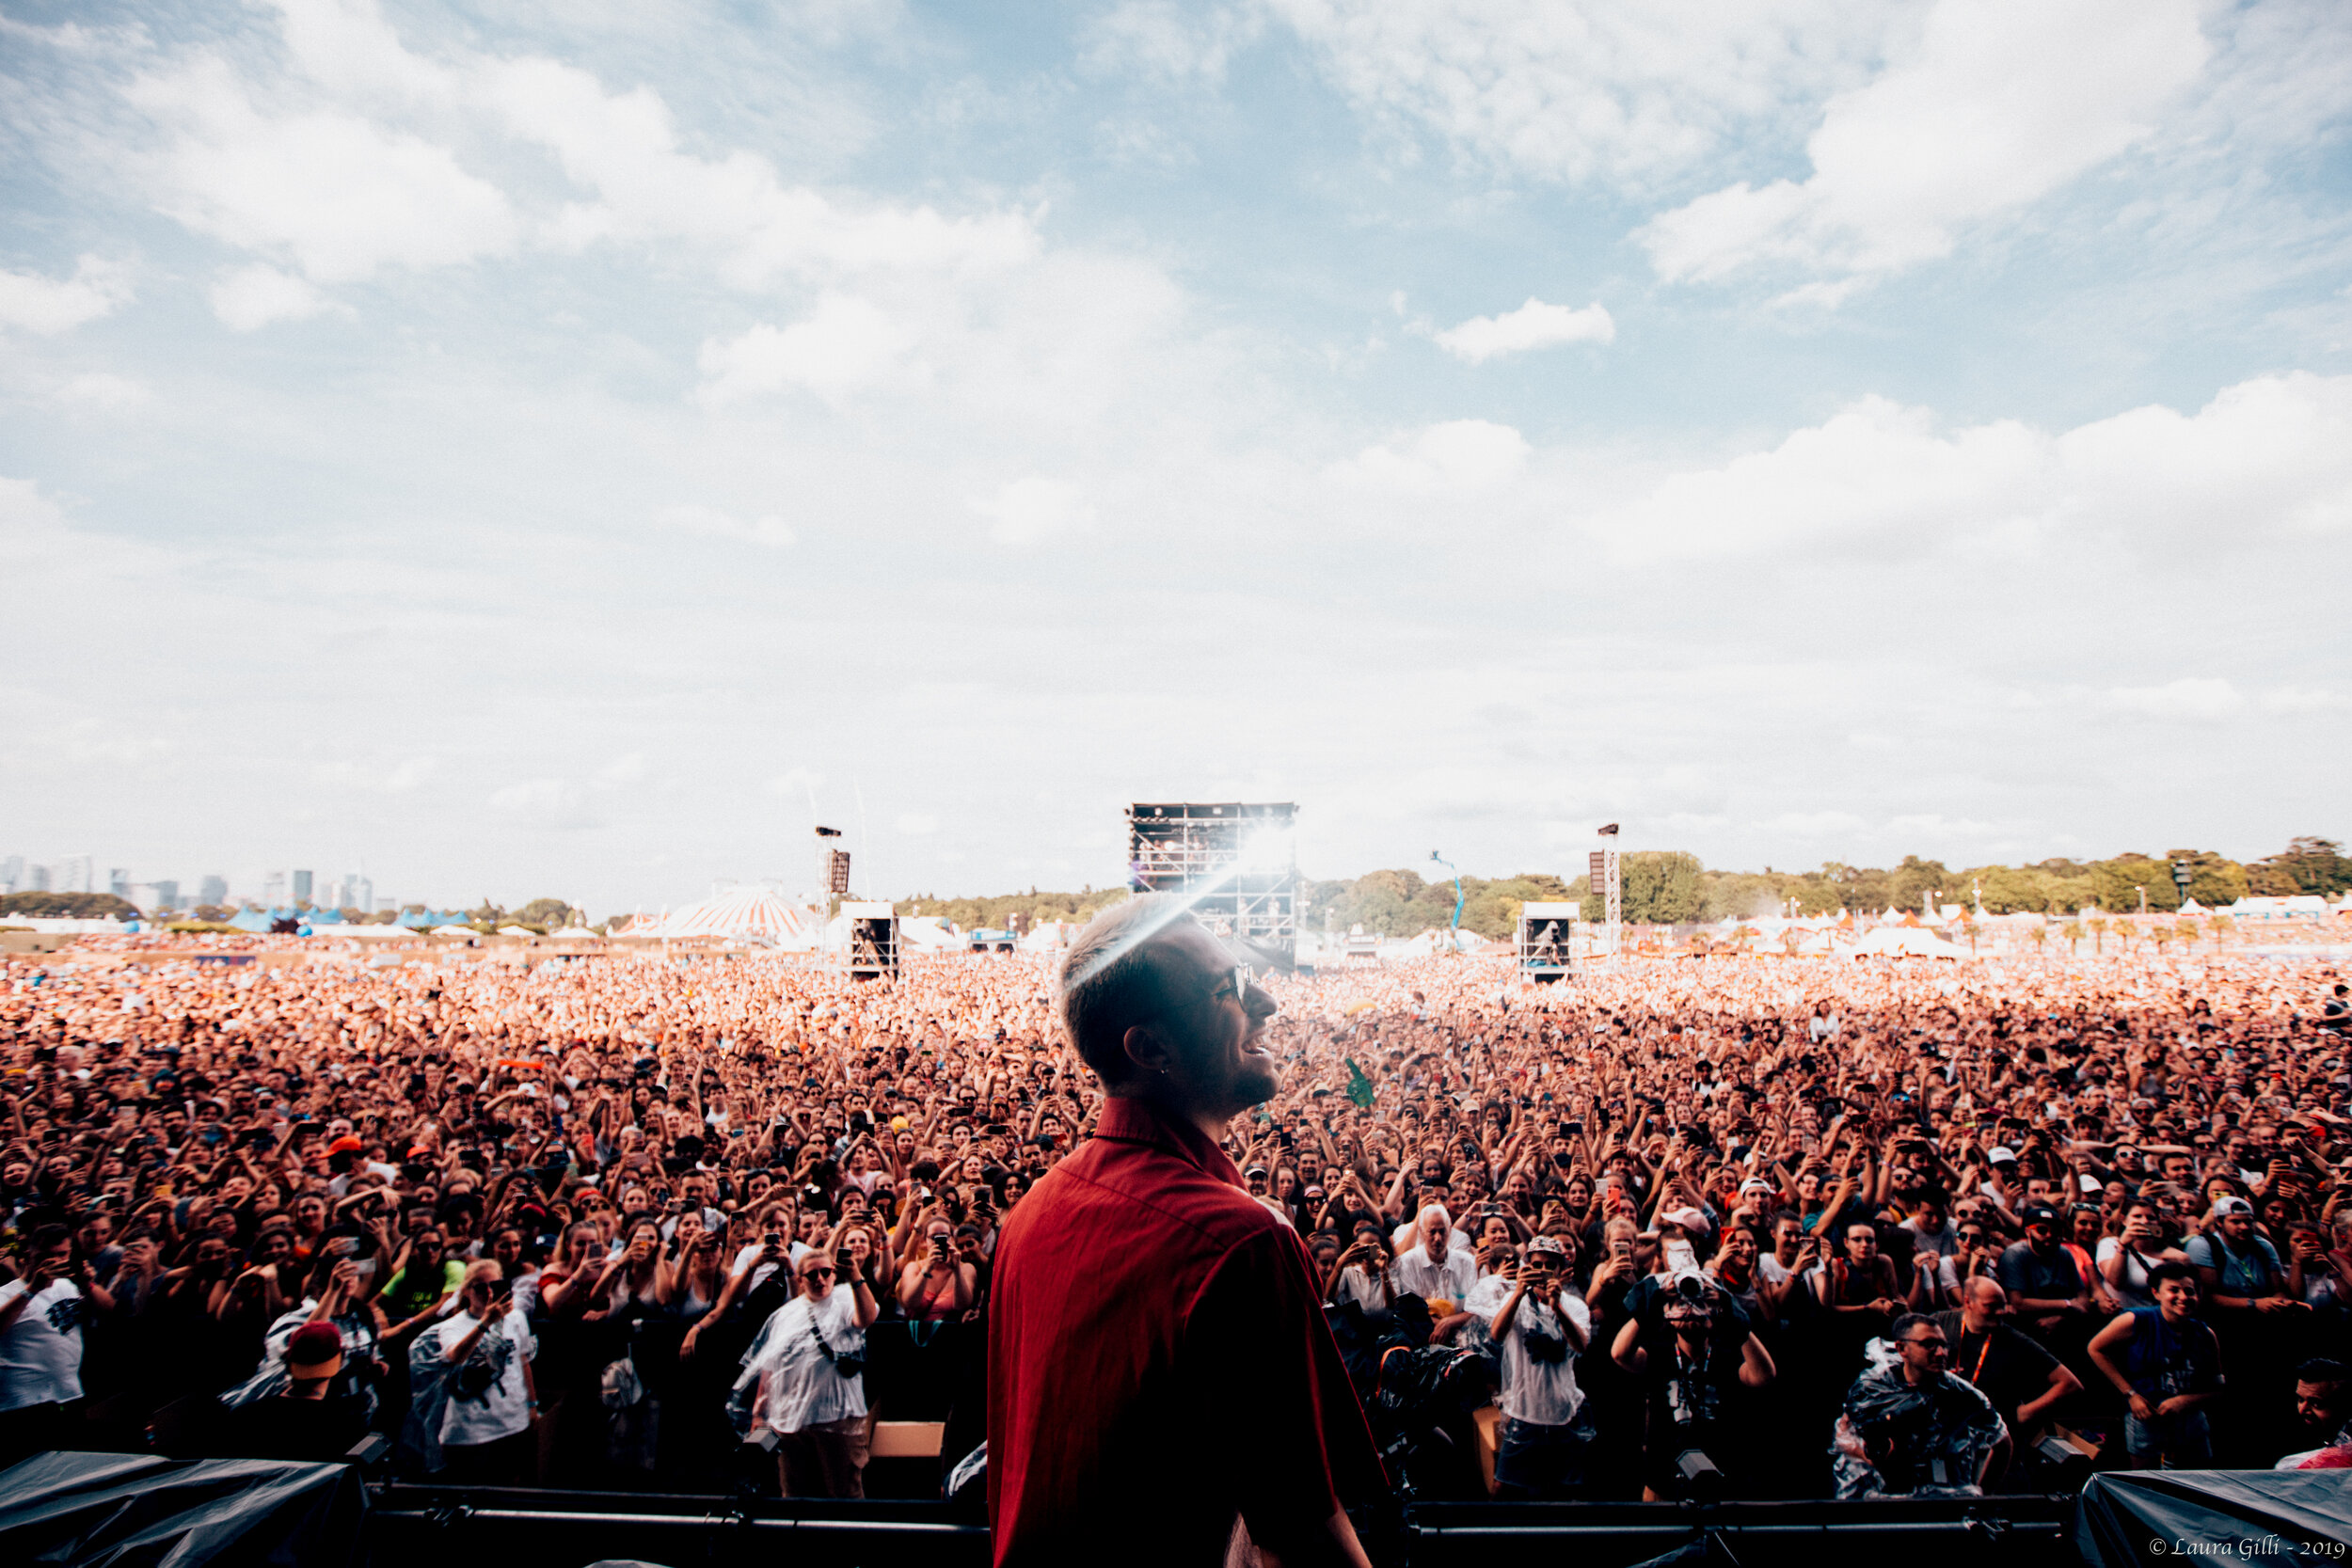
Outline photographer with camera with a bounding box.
[1487,1236,1594,1497]
[744,1236,878,1497]
[1611,1267,1776,1499]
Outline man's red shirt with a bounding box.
[987,1097,1383,1566]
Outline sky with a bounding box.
[2,0,2349,917]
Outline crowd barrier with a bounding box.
[362,1483,2077,1568]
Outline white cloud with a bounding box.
[1330,420,1530,491]
[2054,372,2352,538]
[657,503,797,548]
[969,477,1096,546]
[128,56,519,283]
[594,752,647,788]
[1081,2,1262,85]
[488,778,568,812]
[768,768,824,800]
[1597,395,2043,562]
[2259,688,2351,715]
[0,255,133,333]
[1272,0,1891,185]
[2106,679,2244,722]
[384,756,435,791]
[1432,297,1613,363]
[695,295,923,404]
[1590,373,2352,563]
[895,812,940,835]
[486,777,607,828]
[57,372,151,408]
[211,263,335,329]
[1640,0,2209,291]
[1760,810,1868,838]
[484,55,1037,287]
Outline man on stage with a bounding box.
[989,896,1384,1566]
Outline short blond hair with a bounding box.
[1058,895,1191,1087]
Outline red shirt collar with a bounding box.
[1092,1096,1245,1190]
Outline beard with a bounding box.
[1234,1053,1279,1107]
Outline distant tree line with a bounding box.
[0,892,139,920]
[901,886,1127,932]
[1299,835,2349,938]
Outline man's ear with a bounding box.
[1120,1022,1171,1080]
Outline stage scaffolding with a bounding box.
[842,901,899,980]
[1126,802,1297,967]
[1515,901,1581,983]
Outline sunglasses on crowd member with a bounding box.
[1900,1332,1950,1354]
[1212,967,1254,1007]
[802,1265,835,1280]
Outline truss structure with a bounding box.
[841,900,899,980]
[1126,802,1297,963]
[1516,901,1581,983]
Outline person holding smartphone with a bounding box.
[420,1259,538,1482]
[1489,1237,1595,1498]
[742,1242,878,1497]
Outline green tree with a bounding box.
[2092,854,2179,913]
[1887,856,1953,915]
[1621,851,1705,924]
[1700,872,1782,922]
[2247,836,2352,897]
[0,892,139,919]
[2162,849,2247,909]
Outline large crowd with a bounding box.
[2,937,2349,1503]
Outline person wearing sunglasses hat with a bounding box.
[740,1232,877,1497]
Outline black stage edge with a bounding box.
[1406,1497,2075,1568]
[365,1484,2075,1568]
[367,1482,992,1567]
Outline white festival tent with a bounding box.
[1847,927,1966,960]
[898,916,963,951]
[622,886,817,947]
[1019,921,1077,953]
[550,926,601,941]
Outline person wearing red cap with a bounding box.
[219,1320,369,1463]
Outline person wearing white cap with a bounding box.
[1488,1237,1593,1498]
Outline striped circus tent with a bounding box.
[619,885,815,946]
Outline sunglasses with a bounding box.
[1212,966,1254,1006]
[802,1266,834,1280]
